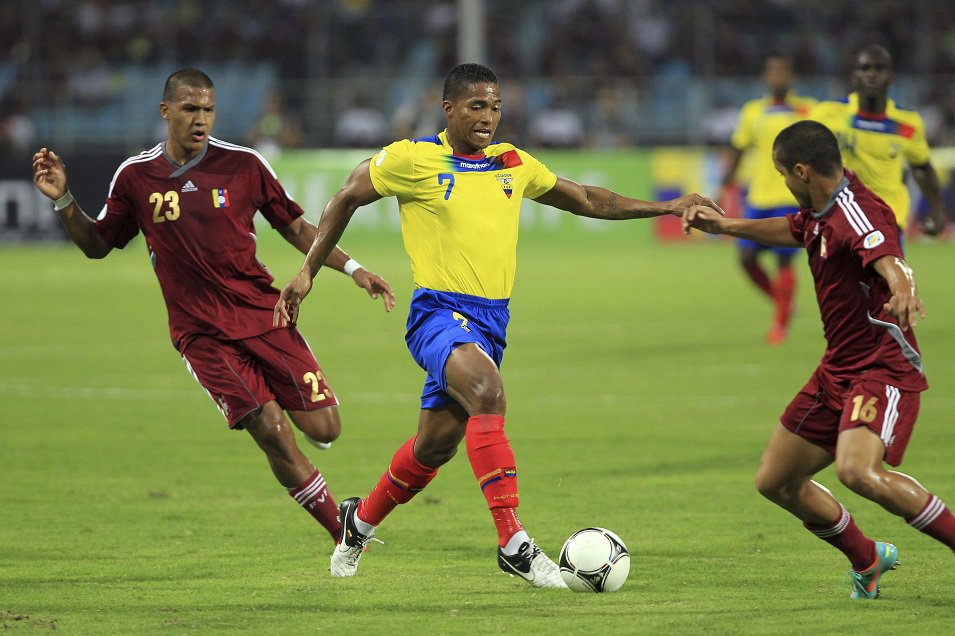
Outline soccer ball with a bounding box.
[558,527,630,593]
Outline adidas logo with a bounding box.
[181,180,198,193]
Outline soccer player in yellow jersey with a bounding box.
[274,63,720,587]
[810,45,947,238]
[720,54,816,344]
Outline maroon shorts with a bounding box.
[780,368,920,466]
[181,327,338,428]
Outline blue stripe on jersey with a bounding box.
[412,134,443,145]
[443,155,500,172]
[850,115,914,137]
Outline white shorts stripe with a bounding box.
[881,385,901,449]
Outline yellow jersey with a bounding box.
[810,93,930,229]
[730,93,816,209]
[368,130,557,299]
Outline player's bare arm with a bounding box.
[32,147,111,259]
[274,159,383,326]
[682,204,801,247]
[909,161,947,236]
[534,176,722,220]
[277,217,395,313]
[872,254,925,331]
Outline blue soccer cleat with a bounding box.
[846,541,899,599]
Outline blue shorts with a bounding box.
[405,288,509,409]
[737,204,801,255]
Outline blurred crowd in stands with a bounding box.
[2,0,955,158]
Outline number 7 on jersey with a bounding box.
[438,173,455,200]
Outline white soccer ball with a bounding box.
[558,527,630,593]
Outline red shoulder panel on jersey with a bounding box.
[496,149,523,168]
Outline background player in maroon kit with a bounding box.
[682,120,955,599]
[31,68,395,545]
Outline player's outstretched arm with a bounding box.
[534,176,723,220]
[273,159,382,326]
[682,204,801,247]
[872,255,925,331]
[277,217,395,312]
[32,148,111,258]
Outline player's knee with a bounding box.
[289,407,341,445]
[467,381,506,415]
[306,428,340,446]
[754,467,798,504]
[835,463,883,497]
[755,471,784,502]
[303,417,341,445]
[244,404,294,449]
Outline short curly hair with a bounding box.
[443,63,498,101]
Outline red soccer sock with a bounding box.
[358,436,438,526]
[465,414,522,547]
[491,506,524,547]
[773,265,796,329]
[288,470,340,543]
[907,494,955,551]
[743,261,774,299]
[804,505,876,571]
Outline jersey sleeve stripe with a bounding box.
[209,137,279,178]
[99,143,164,219]
[836,189,874,235]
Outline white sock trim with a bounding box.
[909,495,943,530]
[354,513,377,537]
[502,530,530,555]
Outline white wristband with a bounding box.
[343,258,363,277]
[53,190,74,211]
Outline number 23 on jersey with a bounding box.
[150,191,181,223]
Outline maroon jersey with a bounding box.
[787,169,927,392]
[94,138,303,350]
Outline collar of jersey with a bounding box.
[164,139,210,178]
[439,129,487,160]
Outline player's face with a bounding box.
[160,86,216,164]
[763,58,792,95]
[772,150,811,208]
[444,82,502,154]
[852,51,893,100]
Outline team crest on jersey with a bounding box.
[863,230,885,249]
[820,235,827,258]
[211,188,230,208]
[495,173,513,198]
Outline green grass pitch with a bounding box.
[2,228,953,634]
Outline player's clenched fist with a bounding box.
[681,204,726,235]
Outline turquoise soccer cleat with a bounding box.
[846,541,899,599]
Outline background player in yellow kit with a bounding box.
[810,45,947,238]
[274,63,720,587]
[719,54,816,344]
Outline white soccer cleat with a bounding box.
[497,540,567,588]
[330,497,376,577]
